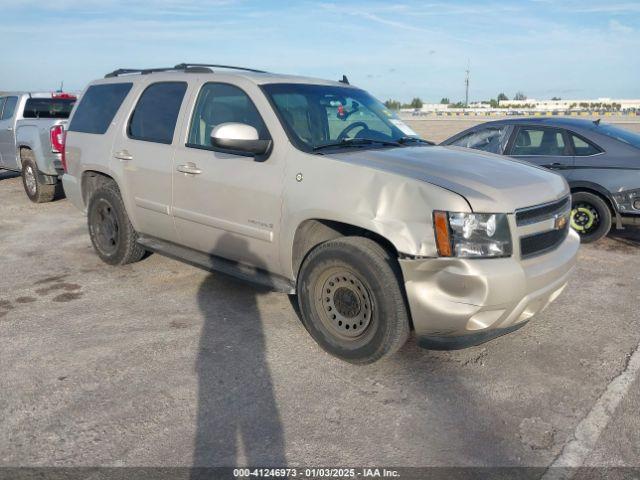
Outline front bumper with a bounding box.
[399,229,580,349]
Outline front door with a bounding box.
[114,81,188,244]
[172,81,284,274]
[507,126,574,171]
[0,96,19,169]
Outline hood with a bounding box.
[327,145,569,212]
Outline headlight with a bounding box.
[433,211,512,258]
[612,188,640,212]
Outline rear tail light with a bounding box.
[50,125,67,171]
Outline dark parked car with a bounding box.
[442,118,640,242]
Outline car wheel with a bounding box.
[570,191,612,243]
[21,150,55,203]
[87,181,147,265]
[297,236,410,364]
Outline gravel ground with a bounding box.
[1,146,639,471]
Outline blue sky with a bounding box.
[1,0,638,102]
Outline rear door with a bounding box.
[506,125,574,170]
[0,96,19,169]
[113,81,188,243]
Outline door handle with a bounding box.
[114,150,133,161]
[177,162,202,175]
[6,127,13,131]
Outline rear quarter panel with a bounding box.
[64,80,142,213]
[16,118,65,176]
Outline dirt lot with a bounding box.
[1,119,640,471]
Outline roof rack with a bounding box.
[104,63,268,78]
[105,67,176,78]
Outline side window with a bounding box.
[0,98,6,118]
[128,82,187,144]
[188,83,269,148]
[570,133,601,156]
[511,127,568,156]
[451,127,507,153]
[1,96,18,121]
[69,83,133,134]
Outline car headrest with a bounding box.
[516,130,531,147]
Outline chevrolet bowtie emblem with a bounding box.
[554,214,568,230]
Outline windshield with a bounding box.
[595,123,640,149]
[262,83,422,152]
[23,98,76,119]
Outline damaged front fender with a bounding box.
[280,152,471,278]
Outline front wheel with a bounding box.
[297,236,410,364]
[570,191,612,243]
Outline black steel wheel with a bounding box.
[297,236,410,364]
[87,181,146,265]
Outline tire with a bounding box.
[87,181,146,265]
[21,150,55,203]
[570,191,612,243]
[297,236,410,364]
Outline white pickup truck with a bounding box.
[0,92,76,202]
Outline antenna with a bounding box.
[58,81,64,93]
[464,60,470,109]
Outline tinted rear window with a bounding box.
[595,124,640,149]
[69,83,132,134]
[128,82,187,144]
[23,98,76,119]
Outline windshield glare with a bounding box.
[262,84,421,151]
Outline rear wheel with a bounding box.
[87,181,146,265]
[297,236,410,364]
[21,150,55,203]
[570,191,612,243]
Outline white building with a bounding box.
[498,98,640,111]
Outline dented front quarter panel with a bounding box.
[280,149,471,278]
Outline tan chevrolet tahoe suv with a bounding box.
[62,63,580,364]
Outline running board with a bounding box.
[137,235,295,294]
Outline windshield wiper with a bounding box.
[397,136,434,146]
[312,137,401,152]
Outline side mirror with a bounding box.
[210,123,271,156]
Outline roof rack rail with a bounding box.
[173,63,268,74]
[104,67,177,78]
[105,63,268,78]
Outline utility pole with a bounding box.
[464,60,470,109]
[58,81,64,93]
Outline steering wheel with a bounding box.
[337,122,369,141]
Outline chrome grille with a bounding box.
[516,196,571,226]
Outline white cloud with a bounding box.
[609,19,634,34]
